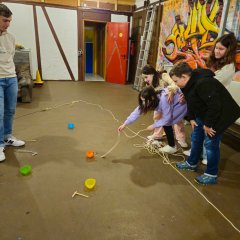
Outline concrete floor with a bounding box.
[0,81,240,240]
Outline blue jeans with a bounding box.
[187,118,222,176]
[0,77,18,147]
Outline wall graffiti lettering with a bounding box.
[162,0,223,69]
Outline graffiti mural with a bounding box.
[157,0,224,69]
[226,0,240,81]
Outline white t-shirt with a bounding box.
[214,63,235,89]
[0,31,16,78]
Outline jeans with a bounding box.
[187,118,222,176]
[0,77,18,147]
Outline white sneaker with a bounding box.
[147,134,162,140]
[178,140,188,148]
[183,149,191,156]
[4,136,25,147]
[0,147,5,162]
[202,159,207,165]
[151,140,164,147]
[159,145,177,154]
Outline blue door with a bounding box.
[85,42,93,73]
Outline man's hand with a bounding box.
[167,91,174,104]
[203,125,216,137]
[146,125,154,131]
[179,93,185,103]
[190,120,198,130]
[118,124,126,132]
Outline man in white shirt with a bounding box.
[0,4,25,162]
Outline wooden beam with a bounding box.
[42,6,75,80]
[33,5,42,77]
[45,0,78,7]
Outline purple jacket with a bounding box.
[124,88,187,127]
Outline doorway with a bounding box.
[84,21,106,81]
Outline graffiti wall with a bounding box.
[226,0,240,81]
[156,0,239,71]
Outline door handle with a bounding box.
[78,49,83,56]
[121,54,127,59]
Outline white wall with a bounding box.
[3,2,78,80]
[111,14,128,22]
[134,0,159,9]
[229,81,240,125]
[4,3,37,79]
[37,7,78,80]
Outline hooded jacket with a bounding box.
[124,88,187,127]
[182,68,240,135]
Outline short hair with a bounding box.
[169,62,192,78]
[0,4,12,18]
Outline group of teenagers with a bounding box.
[1,3,240,185]
[118,33,240,185]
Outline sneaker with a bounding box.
[183,149,191,156]
[178,140,188,148]
[176,161,197,171]
[159,145,177,154]
[0,147,5,162]
[147,134,162,140]
[195,174,217,185]
[4,136,25,147]
[202,159,207,165]
[151,140,164,147]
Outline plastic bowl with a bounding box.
[86,150,94,158]
[19,165,32,176]
[85,178,96,190]
[68,123,75,129]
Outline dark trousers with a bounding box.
[163,126,175,147]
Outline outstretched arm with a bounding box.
[118,106,141,132]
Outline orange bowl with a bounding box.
[86,150,94,158]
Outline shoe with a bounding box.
[178,140,188,148]
[183,149,191,156]
[151,140,164,147]
[4,136,25,147]
[0,147,6,162]
[202,159,207,165]
[195,174,217,185]
[176,161,197,171]
[147,134,162,140]
[159,145,177,154]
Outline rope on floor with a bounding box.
[15,98,240,234]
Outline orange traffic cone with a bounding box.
[34,70,44,86]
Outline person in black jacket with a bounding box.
[169,62,240,185]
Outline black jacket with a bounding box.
[182,68,240,135]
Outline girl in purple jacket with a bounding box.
[118,87,187,154]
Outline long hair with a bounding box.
[206,33,237,70]
[138,87,159,114]
[142,65,160,88]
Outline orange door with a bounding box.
[106,22,129,84]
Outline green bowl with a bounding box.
[19,165,32,176]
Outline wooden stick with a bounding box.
[76,192,89,198]
[72,191,89,198]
